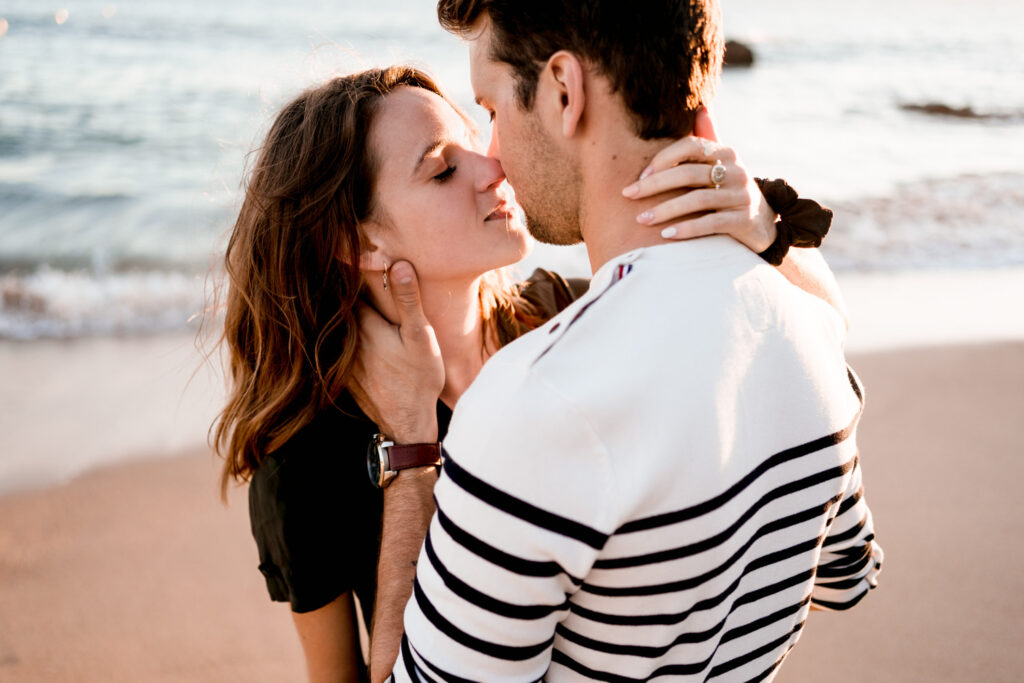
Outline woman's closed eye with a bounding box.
[433,165,457,183]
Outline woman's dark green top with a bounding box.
[247,269,589,628]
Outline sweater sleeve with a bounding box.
[811,368,884,610]
[391,367,615,681]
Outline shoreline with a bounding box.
[0,341,1022,680]
[0,331,224,497]
[4,264,1024,499]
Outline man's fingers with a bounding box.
[387,260,441,356]
[357,302,394,337]
[387,261,428,326]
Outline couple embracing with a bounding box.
[217,1,883,681]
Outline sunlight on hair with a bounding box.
[54,9,69,25]
[0,19,8,38]
[102,4,117,19]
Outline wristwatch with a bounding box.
[366,433,442,489]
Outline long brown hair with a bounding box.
[214,66,539,497]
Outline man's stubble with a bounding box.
[513,111,584,247]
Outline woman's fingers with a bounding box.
[637,187,748,225]
[625,150,747,199]
[658,204,777,253]
[624,164,712,198]
[657,209,751,242]
[640,137,738,179]
[620,133,777,253]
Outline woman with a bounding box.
[215,65,838,682]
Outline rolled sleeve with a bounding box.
[812,455,883,610]
[392,367,615,681]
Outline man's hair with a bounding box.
[437,0,723,139]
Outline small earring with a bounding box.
[382,263,389,291]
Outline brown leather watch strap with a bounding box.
[388,443,442,471]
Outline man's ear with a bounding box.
[542,51,585,139]
[693,105,719,142]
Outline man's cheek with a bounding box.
[487,128,500,158]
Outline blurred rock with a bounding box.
[724,40,755,68]
[899,102,1015,121]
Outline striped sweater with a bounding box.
[391,237,882,682]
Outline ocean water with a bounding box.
[0,0,1022,339]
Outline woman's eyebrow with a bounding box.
[413,138,447,175]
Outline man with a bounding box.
[364,1,882,680]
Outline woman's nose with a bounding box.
[475,152,506,193]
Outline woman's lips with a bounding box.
[484,205,512,222]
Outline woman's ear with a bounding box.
[542,50,586,139]
[357,246,388,274]
[351,220,390,273]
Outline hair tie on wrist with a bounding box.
[754,178,833,266]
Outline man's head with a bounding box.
[437,0,723,244]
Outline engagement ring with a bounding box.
[710,161,727,189]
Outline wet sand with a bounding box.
[1,343,1022,681]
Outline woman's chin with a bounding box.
[497,226,533,269]
[514,233,534,262]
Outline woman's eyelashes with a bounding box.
[433,165,457,183]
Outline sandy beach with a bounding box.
[1,341,1022,682]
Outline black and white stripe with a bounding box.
[391,240,883,681]
[394,414,880,681]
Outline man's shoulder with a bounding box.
[548,239,844,361]
[442,324,621,536]
[458,238,850,437]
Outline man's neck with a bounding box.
[578,134,678,274]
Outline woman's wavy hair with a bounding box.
[214,66,540,497]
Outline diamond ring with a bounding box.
[710,161,727,189]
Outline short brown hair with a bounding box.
[437,0,723,139]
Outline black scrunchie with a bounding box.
[754,178,833,266]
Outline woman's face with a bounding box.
[362,86,531,284]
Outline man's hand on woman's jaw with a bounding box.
[620,106,778,254]
[350,261,444,444]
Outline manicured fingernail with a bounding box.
[639,165,654,180]
[661,227,677,239]
[637,210,655,224]
[622,183,640,198]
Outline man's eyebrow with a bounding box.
[413,138,446,174]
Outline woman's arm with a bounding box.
[291,592,365,683]
[620,117,844,320]
[776,247,849,326]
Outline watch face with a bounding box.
[366,434,390,488]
